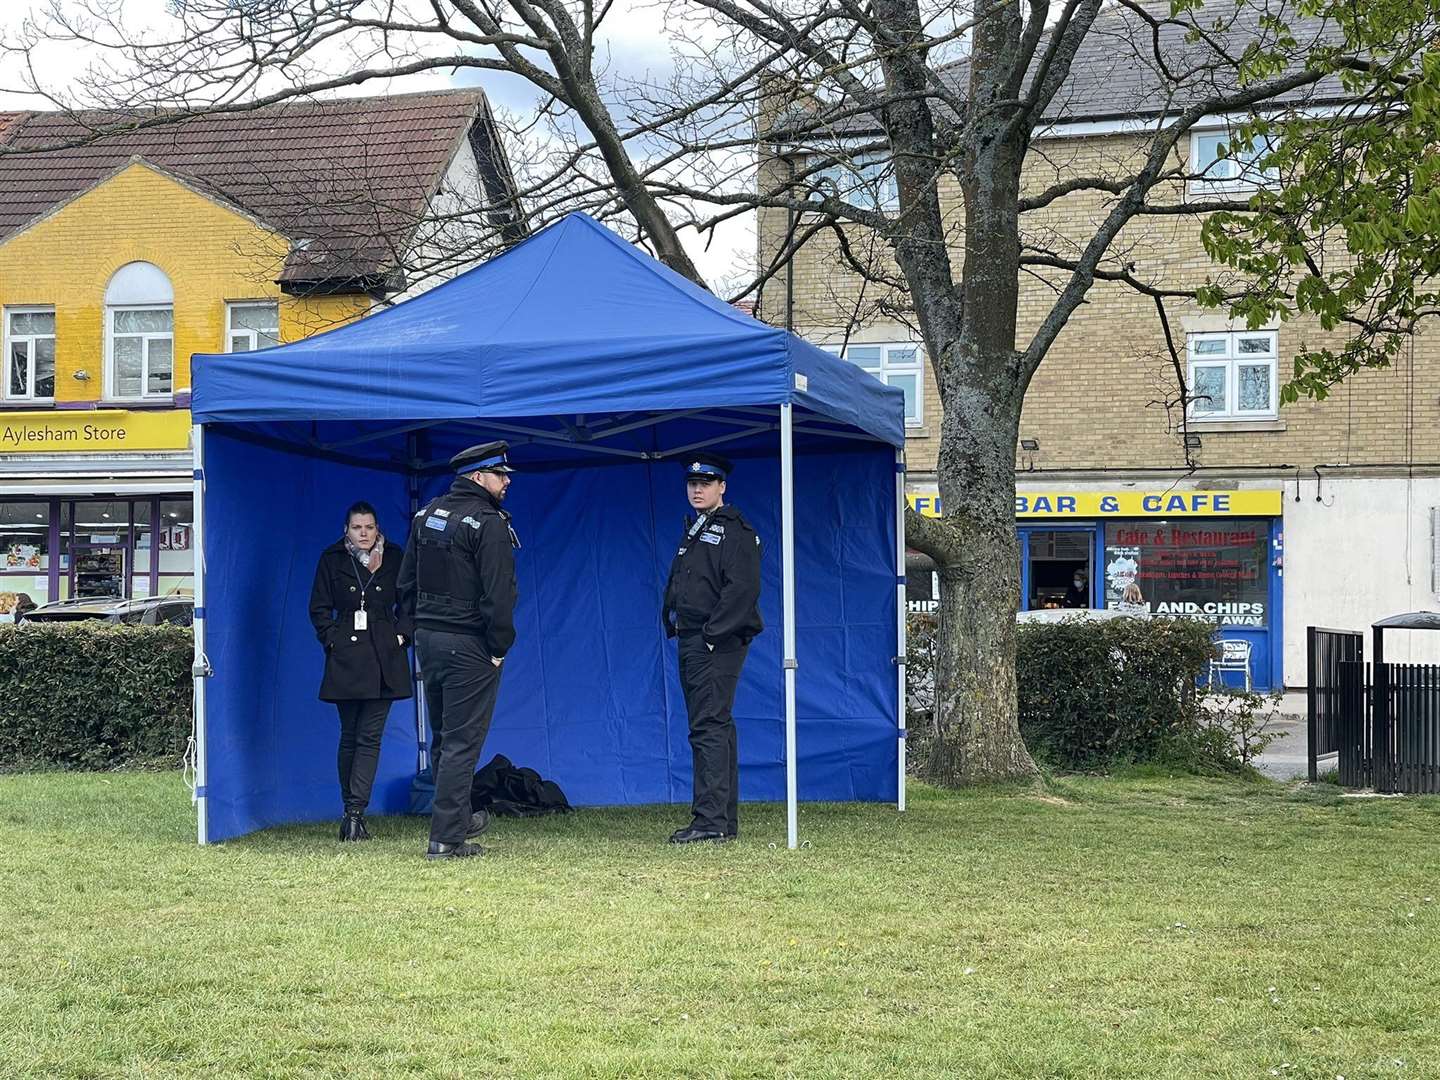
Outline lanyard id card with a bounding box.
[350,557,373,632]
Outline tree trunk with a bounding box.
[921,369,1039,786]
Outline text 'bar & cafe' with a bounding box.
[905,486,1285,690]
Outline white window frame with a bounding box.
[3,306,56,402]
[1188,126,1279,196]
[821,341,925,427]
[808,151,899,213]
[224,300,281,353]
[1186,330,1279,421]
[105,304,174,402]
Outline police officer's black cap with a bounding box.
[450,441,515,474]
[685,453,732,481]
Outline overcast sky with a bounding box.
[0,1,755,288]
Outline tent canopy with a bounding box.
[192,212,903,449]
[189,213,906,847]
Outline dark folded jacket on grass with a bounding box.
[470,754,573,817]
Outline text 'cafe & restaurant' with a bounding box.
[906,486,1284,690]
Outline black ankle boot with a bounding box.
[340,812,370,841]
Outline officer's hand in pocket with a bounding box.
[397,634,405,646]
[491,656,503,667]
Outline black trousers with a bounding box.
[678,633,749,835]
[416,629,503,845]
[336,698,392,815]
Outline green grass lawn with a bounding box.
[1,771,1438,1079]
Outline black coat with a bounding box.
[309,540,415,703]
[662,502,763,649]
[397,477,518,658]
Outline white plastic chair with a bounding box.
[1209,638,1253,692]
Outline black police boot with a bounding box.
[427,840,484,860]
[466,808,491,840]
[340,812,370,842]
[668,825,731,844]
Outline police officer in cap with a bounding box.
[662,452,763,843]
[398,441,520,860]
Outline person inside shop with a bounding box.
[308,500,414,842]
[1063,568,1089,608]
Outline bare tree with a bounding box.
[5,0,1434,784]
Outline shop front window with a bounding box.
[1025,529,1093,610]
[156,498,194,596]
[132,500,154,597]
[70,500,132,599]
[1103,519,1269,626]
[0,501,51,608]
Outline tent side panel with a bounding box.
[647,442,899,806]
[202,428,415,843]
[482,462,675,804]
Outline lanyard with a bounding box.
[350,554,377,612]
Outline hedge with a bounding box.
[1015,617,1223,770]
[907,614,1272,774]
[0,623,192,770]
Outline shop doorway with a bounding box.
[1020,527,1097,610]
[70,542,127,598]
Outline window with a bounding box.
[1104,520,1270,627]
[104,261,174,401]
[809,152,898,213]
[3,308,55,400]
[1189,129,1278,194]
[108,307,174,399]
[1187,330,1278,421]
[822,341,924,426]
[226,301,280,352]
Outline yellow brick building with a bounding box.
[0,90,520,607]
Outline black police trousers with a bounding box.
[336,699,392,815]
[678,632,750,835]
[416,629,503,845]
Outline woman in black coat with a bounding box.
[308,501,414,841]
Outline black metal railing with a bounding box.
[1311,621,1440,794]
[1307,626,1363,782]
[1335,658,1370,787]
[1376,662,1440,795]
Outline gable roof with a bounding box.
[0,89,518,292]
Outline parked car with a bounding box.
[20,594,194,628]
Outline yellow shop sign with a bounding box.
[907,489,1283,519]
[0,409,191,453]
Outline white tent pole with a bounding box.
[190,423,210,845]
[895,448,907,812]
[406,433,429,775]
[780,403,799,850]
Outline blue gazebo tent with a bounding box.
[187,212,907,847]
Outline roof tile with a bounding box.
[0,90,488,286]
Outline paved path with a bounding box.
[1253,692,1336,780]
